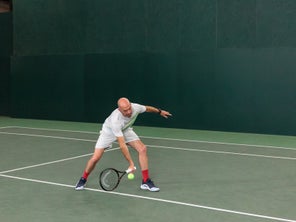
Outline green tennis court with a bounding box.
[1,117,295,222]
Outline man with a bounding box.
[75,97,172,192]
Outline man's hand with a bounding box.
[159,109,172,118]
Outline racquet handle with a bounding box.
[126,166,136,173]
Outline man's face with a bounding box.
[119,103,132,118]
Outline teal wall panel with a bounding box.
[84,53,146,122]
[0,12,12,56]
[217,0,256,48]
[146,0,179,51]
[179,0,216,50]
[85,0,146,53]
[13,0,147,55]
[174,51,216,129]
[257,0,296,47]
[11,55,85,121]
[0,57,10,115]
[13,0,87,55]
[215,48,296,134]
[0,12,12,115]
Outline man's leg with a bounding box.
[128,140,160,192]
[127,140,148,170]
[75,148,105,190]
[85,148,105,175]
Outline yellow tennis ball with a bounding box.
[127,173,134,180]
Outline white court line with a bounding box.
[0,147,120,174]
[0,126,14,129]
[143,135,296,152]
[0,153,92,174]
[1,125,99,134]
[0,130,296,161]
[0,131,96,143]
[0,174,295,222]
[2,125,296,151]
[150,145,296,161]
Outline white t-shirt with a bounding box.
[102,103,146,137]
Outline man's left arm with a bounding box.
[145,106,172,119]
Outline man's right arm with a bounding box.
[145,106,172,118]
[117,136,135,171]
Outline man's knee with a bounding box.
[91,149,104,163]
[138,144,147,154]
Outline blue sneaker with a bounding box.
[75,177,87,190]
[140,178,160,192]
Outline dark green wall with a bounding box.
[0,12,12,115]
[11,55,85,121]
[10,0,296,135]
[0,56,10,115]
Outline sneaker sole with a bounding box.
[75,186,85,191]
[140,184,160,192]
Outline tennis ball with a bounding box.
[127,173,134,180]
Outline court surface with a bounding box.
[0,116,296,222]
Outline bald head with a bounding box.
[118,97,130,108]
[118,97,132,117]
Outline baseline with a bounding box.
[0,174,295,222]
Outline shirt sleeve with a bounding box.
[132,103,146,113]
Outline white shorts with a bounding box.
[95,127,140,149]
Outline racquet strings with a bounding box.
[100,169,119,190]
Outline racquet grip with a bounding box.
[126,166,136,173]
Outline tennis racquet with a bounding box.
[99,167,136,191]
